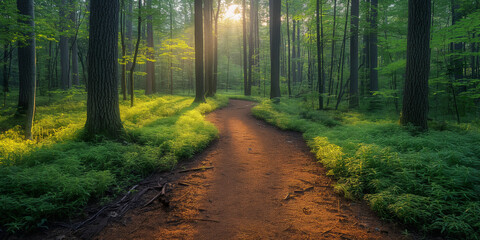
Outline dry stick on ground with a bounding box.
[178,166,214,173]
[142,183,170,208]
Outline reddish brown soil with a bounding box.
[94,100,406,240]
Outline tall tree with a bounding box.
[120,0,128,100]
[17,0,36,140]
[204,0,214,97]
[145,0,155,95]
[317,0,325,109]
[349,0,359,108]
[270,0,281,98]
[85,0,123,138]
[286,0,291,97]
[70,0,80,86]
[129,0,142,106]
[247,0,256,96]
[213,0,221,95]
[369,0,378,93]
[59,0,70,90]
[194,0,205,103]
[242,0,249,96]
[400,0,431,130]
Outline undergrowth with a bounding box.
[252,98,480,239]
[0,91,228,233]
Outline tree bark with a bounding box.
[317,0,325,109]
[129,0,142,106]
[400,0,431,130]
[369,0,378,93]
[242,0,249,96]
[270,0,281,99]
[146,0,155,95]
[17,0,36,140]
[70,0,79,86]
[204,0,214,97]
[349,0,359,108]
[60,0,70,90]
[286,1,291,97]
[194,0,205,103]
[85,0,123,138]
[213,0,221,95]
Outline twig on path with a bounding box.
[142,183,170,208]
[321,227,335,235]
[178,166,214,173]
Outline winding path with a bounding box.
[97,100,404,239]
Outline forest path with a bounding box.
[97,100,404,240]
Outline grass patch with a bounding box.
[252,98,480,239]
[0,91,228,232]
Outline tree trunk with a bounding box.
[400,0,431,130]
[317,0,325,109]
[17,0,36,140]
[369,0,378,93]
[204,0,214,96]
[120,0,127,100]
[292,20,297,85]
[169,0,174,95]
[247,0,255,96]
[85,0,123,138]
[127,0,133,95]
[270,0,281,99]
[242,0,249,96]
[194,0,205,103]
[349,0,359,108]
[146,0,155,95]
[70,0,79,86]
[286,1,291,97]
[327,0,337,106]
[129,0,142,107]
[60,0,70,90]
[213,0,221,95]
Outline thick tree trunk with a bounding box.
[17,0,36,139]
[400,0,431,130]
[146,0,155,95]
[270,0,281,99]
[194,0,205,103]
[213,0,221,95]
[85,0,123,138]
[349,0,359,108]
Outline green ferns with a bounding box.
[252,98,480,239]
[0,93,228,232]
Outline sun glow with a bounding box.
[224,5,242,21]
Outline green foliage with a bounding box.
[253,98,480,239]
[0,92,228,233]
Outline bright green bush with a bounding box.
[0,93,227,233]
[252,98,480,239]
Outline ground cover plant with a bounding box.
[252,98,480,239]
[0,91,228,232]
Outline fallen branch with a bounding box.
[178,166,214,173]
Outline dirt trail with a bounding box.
[97,100,405,240]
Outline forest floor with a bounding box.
[22,99,407,240]
[94,99,406,240]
